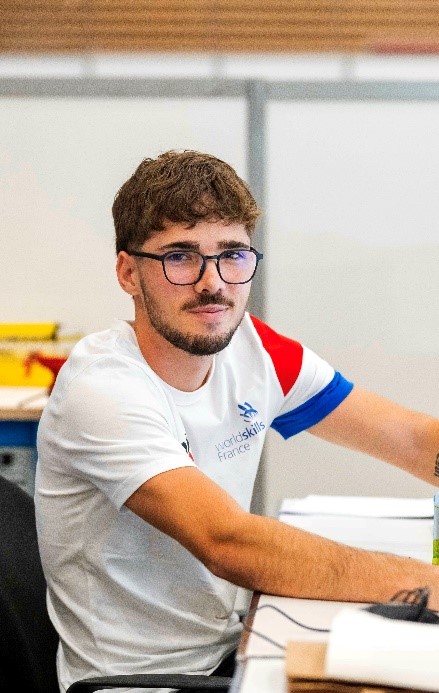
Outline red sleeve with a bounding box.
[250,315,303,396]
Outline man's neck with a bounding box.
[132,321,214,392]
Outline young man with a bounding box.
[35,150,439,693]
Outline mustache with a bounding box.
[182,293,234,310]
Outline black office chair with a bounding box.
[0,475,231,692]
[0,474,59,692]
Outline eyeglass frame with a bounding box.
[128,247,264,285]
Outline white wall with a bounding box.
[263,98,439,515]
[0,96,247,335]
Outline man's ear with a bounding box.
[116,251,140,297]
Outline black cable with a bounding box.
[242,603,330,651]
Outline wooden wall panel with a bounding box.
[2,1,439,54]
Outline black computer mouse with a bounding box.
[364,601,439,624]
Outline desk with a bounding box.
[230,496,433,693]
[0,386,48,494]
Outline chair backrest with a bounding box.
[0,475,59,692]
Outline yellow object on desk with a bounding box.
[0,323,59,340]
[0,350,53,387]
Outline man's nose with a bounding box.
[194,258,225,292]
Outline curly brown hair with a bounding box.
[113,150,261,253]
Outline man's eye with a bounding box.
[222,250,248,261]
[166,252,192,263]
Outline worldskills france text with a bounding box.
[215,421,266,461]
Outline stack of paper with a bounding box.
[279,496,433,563]
[280,496,433,519]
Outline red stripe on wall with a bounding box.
[250,315,303,396]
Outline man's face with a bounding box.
[132,220,253,356]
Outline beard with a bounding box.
[139,279,245,356]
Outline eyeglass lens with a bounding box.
[164,250,257,285]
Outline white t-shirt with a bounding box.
[35,313,353,692]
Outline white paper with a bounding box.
[280,495,433,518]
[326,607,439,691]
[279,513,432,562]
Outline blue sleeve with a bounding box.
[270,371,354,439]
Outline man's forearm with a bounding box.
[211,513,439,608]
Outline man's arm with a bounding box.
[309,385,439,486]
[125,466,439,609]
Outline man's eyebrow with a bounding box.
[157,241,200,251]
[217,240,251,250]
[156,240,251,251]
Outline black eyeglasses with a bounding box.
[128,247,263,285]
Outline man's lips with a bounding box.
[188,305,228,314]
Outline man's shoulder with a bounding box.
[45,322,171,429]
[60,320,158,392]
[69,321,140,365]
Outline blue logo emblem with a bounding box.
[238,401,258,422]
